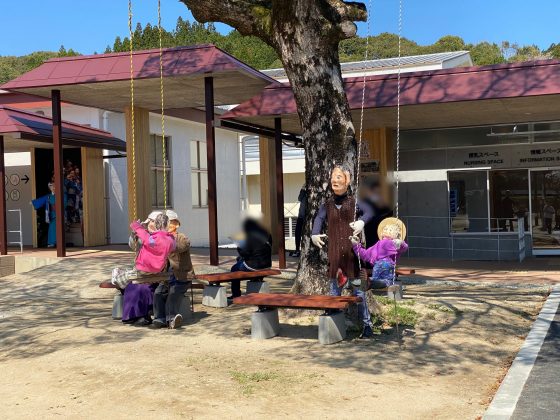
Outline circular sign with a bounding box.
[9,174,20,186]
[10,189,20,202]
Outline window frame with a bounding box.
[191,140,208,209]
[150,134,172,209]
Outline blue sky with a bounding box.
[2,0,559,56]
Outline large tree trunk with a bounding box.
[181,0,366,295]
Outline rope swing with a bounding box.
[127,0,169,220]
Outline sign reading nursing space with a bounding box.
[446,145,560,169]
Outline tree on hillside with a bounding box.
[546,43,560,59]
[181,0,367,295]
[467,41,504,65]
[430,35,466,52]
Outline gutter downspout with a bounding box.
[240,135,249,211]
[102,111,111,244]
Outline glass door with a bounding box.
[530,169,560,253]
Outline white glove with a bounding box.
[393,239,403,249]
[350,236,360,245]
[349,220,365,236]
[311,234,327,249]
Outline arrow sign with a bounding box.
[22,175,29,184]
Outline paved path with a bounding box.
[511,304,560,419]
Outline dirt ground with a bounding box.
[0,255,551,419]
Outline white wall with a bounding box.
[148,114,241,247]
[4,154,33,246]
[15,104,242,247]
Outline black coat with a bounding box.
[238,220,272,270]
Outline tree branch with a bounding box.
[180,0,273,41]
[326,0,367,39]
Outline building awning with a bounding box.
[222,59,560,133]
[1,45,277,112]
[0,106,126,152]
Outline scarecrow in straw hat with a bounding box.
[350,217,408,338]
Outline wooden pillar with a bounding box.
[30,148,37,248]
[205,76,219,266]
[259,137,279,253]
[51,90,66,257]
[274,118,286,269]
[362,128,394,204]
[0,136,7,255]
[81,147,107,246]
[124,106,151,223]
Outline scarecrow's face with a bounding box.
[147,220,157,233]
[331,168,349,196]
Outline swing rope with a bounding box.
[128,0,137,221]
[157,0,168,211]
[352,0,374,275]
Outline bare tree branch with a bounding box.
[180,0,273,41]
[326,0,367,39]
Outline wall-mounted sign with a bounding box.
[360,160,380,174]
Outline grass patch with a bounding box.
[230,370,281,396]
[427,303,463,315]
[385,305,419,327]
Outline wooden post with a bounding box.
[124,106,151,222]
[81,147,107,246]
[205,76,219,266]
[51,90,66,257]
[259,137,279,252]
[0,136,7,255]
[274,118,286,269]
[30,148,37,248]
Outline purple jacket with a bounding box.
[353,238,408,265]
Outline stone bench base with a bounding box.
[202,285,228,308]
[246,280,270,294]
[318,311,346,344]
[251,308,280,339]
[112,293,123,319]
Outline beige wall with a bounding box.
[81,147,107,246]
[247,172,305,218]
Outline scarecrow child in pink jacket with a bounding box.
[111,212,176,288]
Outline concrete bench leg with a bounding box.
[387,282,403,301]
[318,311,346,344]
[202,285,228,308]
[251,308,280,339]
[177,294,193,321]
[246,280,270,294]
[112,292,123,320]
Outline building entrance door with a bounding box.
[530,169,560,254]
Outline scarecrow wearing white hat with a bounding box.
[153,210,196,329]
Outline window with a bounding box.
[449,171,489,233]
[150,134,172,208]
[191,140,208,208]
[449,169,530,234]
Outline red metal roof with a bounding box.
[223,59,560,119]
[1,45,275,90]
[0,106,125,151]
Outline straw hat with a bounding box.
[377,217,407,240]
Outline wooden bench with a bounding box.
[98,280,205,318]
[195,269,282,308]
[233,293,361,344]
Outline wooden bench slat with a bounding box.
[196,269,282,284]
[99,281,118,289]
[233,293,361,311]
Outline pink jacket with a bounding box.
[131,221,176,273]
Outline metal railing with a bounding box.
[7,209,23,253]
[402,215,528,261]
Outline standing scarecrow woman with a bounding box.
[31,182,66,247]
